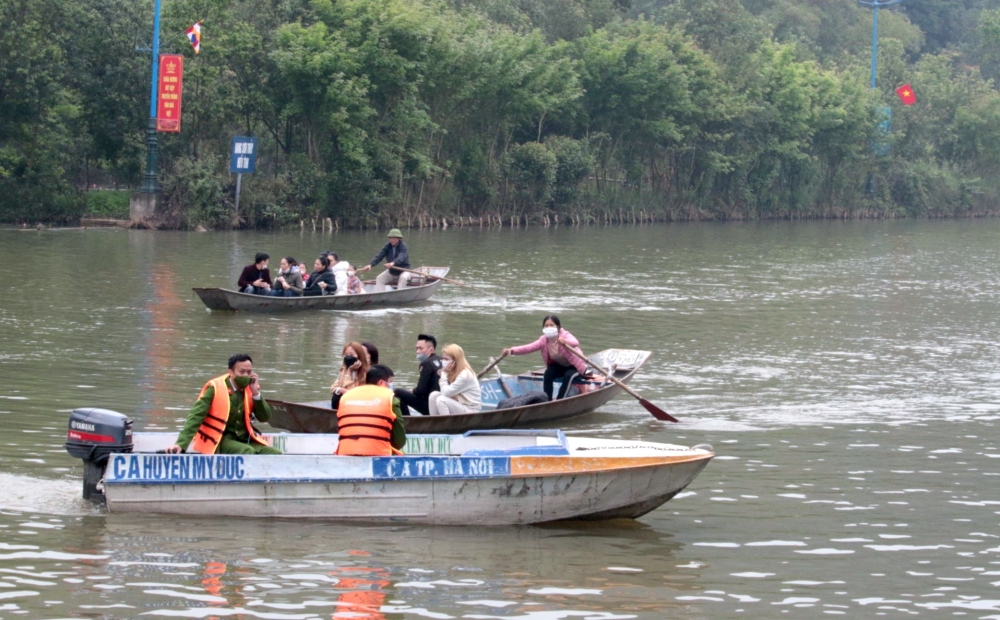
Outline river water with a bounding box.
[1,220,999,619]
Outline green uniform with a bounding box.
[176,381,282,455]
[389,396,406,451]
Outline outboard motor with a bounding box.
[64,408,133,501]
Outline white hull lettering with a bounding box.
[113,455,245,482]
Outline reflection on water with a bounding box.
[2,221,1000,617]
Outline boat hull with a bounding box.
[268,349,651,434]
[102,452,710,525]
[194,267,448,312]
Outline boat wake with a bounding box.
[0,473,100,516]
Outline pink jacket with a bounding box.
[509,329,587,375]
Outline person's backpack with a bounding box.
[495,391,549,410]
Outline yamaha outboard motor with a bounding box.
[65,408,133,501]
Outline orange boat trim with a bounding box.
[510,454,711,476]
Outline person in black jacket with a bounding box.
[238,252,272,295]
[358,229,412,292]
[393,334,443,416]
[302,255,337,296]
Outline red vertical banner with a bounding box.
[156,54,184,132]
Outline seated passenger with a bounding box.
[330,342,370,409]
[428,344,482,416]
[361,342,379,365]
[336,364,406,456]
[302,255,337,296]
[238,252,272,295]
[393,334,442,416]
[345,265,365,294]
[269,256,304,297]
[323,251,351,296]
[166,353,282,455]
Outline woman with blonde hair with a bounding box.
[330,342,370,409]
[427,344,482,416]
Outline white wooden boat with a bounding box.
[65,410,713,525]
[193,266,449,312]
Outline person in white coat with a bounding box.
[428,344,482,416]
[325,251,351,295]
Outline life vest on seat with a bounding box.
[190,374,267,454]
[336,384,396,456]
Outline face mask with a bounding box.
[416,353,429,363]
[387,382,394,391]
[543,327,559,339]
[233,375,253,389]
[344,355,358,367]
[347,271,355,277]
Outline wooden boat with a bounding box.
[267,349,652,434]
[77,424,713,524]
[193,266,449,312]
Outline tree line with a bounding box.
[2,0,1000,227]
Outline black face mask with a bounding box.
[344,355,358,367]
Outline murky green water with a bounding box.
[1,221,999,618]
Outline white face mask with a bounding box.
[347,271,355,277]
[543,326,559,339]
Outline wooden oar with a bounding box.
[562,345,679,423]
[478,353,508,379]
[394,267,467,287]
[393,266,507,306]
[493,362,514,399]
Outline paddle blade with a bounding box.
[640,398,679,423]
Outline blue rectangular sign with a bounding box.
[371,456,511,479]
[230,136,257,173]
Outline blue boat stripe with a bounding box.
[105,454,513,484]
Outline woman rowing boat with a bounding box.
[502,315,586,401]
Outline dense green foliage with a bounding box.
[2,0,999,226]
[84,190,131,219]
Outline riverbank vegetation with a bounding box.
[2,0,999,227]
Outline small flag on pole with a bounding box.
[895,84,917,106]
[185,22,202,54]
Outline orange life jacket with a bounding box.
[190,374,267,454]
[336,384,396,456]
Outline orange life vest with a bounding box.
[190,374,267,455]
[336,384,396,456]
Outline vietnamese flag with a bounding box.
[895,84,917,106]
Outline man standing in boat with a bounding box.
[166,354,283,455]
[358,229,412,292]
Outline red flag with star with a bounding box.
[895,84,916,106]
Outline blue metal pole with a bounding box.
[859,0,903,89]
[871,3,878,89]
[140,0,163,193]
[148,0,162,118]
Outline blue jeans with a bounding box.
[243,285,270,295]
[268,288,300,297]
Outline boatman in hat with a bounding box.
[165,354,283,455]
[358,228,412,292]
